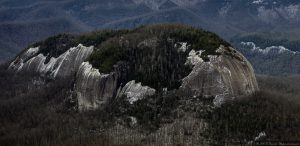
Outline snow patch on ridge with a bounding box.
[241,42,299,55]
[252,0,264,4]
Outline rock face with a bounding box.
[75,62,119,111]
[75,45,257,110]
[9,44,94,78]
[75,63,156,110]
[180,46,258,106]
[116,80,156,104]
[9,25,259,111]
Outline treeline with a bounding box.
[88,24,229,90]
[0,64,110,146]
[209,75,300,142]
[209,91,300,142]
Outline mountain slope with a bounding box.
[1,25,300,145]
[8,24,258,110]
[1,0,300,62]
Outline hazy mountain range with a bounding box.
[231,32,300,75]
[1,0,300,63]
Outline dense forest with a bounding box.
[1,62,300,145]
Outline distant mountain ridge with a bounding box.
[229,31,300,75]
[236,41,300,75]
[241,42,299,55]
[231,32,300,52]
[1,0,300,62]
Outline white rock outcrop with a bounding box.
[180,46,258,106]
[75,62,119,111]
[9,44,94,78]
[176,42,189,52]
[185,49,204,66]
[117,80,156,104]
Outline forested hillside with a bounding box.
[1,63,299,145]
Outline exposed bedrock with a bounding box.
[180,46,259,106]
[75,45,258,110]
[8,25,259,110]
[75,62,119,111]
[8,44,94,78]
[75,62,156,110]
[116,80,156,104]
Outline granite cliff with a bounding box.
[8,24,258,111]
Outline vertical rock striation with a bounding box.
[9,44,94,78]
[180,46,258,106]
[8,25,259,110]
[75,62,119,110]
[116,80,156,104]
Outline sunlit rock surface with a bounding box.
[180,46,258,106]
[185,49,204,66]
[75,65,156,110]
[75,62,119,111]
[9,44,93,78]
[117,80,156,104]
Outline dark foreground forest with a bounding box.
[0,64,300,146]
